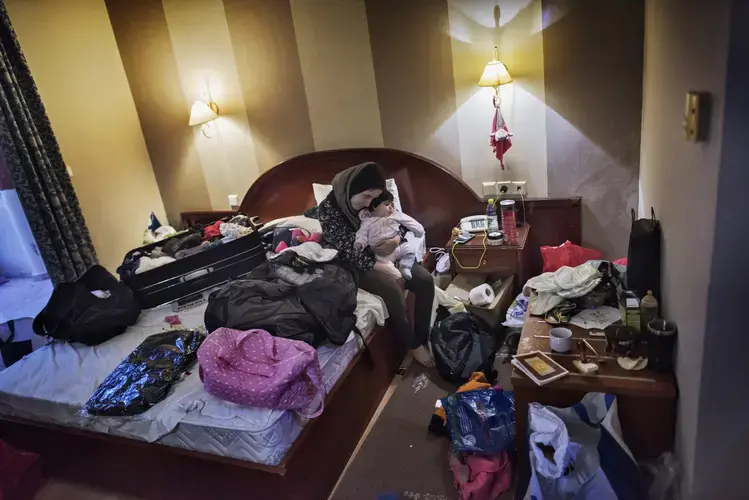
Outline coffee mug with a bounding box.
[549,327,572,353]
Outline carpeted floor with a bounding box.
[331,359,515,500]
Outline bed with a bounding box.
[0,148,581,499]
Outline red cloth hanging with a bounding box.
[489,107,512,169]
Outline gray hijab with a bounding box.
[331,162,386,227]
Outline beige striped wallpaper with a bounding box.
[8,0,643,259]
[104,0,553,217]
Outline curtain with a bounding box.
[0,4,97,284]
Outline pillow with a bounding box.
[312,178,403,213]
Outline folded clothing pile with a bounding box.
[118,214,255,277]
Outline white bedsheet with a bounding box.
[0,288,386,443]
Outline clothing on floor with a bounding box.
[358,263,434,349]
[429,372,492,436]
[135,256,176,275]
[523,262,602,315]
[449,450,513,500]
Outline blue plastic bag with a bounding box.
[441,388,515,453]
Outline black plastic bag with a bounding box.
[431,312,498,384]
[84,329,205,416]
[33,265,141,345]
[627,208,661,300]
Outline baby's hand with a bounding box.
[354,241,365,250]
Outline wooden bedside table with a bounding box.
[446,224,531,289]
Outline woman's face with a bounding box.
[350,188,383,211]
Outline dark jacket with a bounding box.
[317,193,377,272]
[204,260,358,347]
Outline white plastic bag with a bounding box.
[522,393,647,500]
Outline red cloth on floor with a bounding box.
[450,451,512,500]
[490,108,512,169]
[203,221,223,241]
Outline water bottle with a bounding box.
[486,198,499,232]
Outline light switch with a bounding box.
[683,92,709,142]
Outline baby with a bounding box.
[355,191,424,280]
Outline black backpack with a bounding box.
[627,208,662,300]
[33,265,141,345]
[430,312,498,384]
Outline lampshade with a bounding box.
[189,101,218,126]
[478,60,513,87]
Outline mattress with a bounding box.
[0,287,387,466]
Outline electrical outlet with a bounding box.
[497,181,512,196]
[512,181,527,195]
[482,181,497,199]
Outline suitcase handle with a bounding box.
[182,268,213,283]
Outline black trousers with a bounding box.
[358,263,434,349]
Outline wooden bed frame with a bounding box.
[0,148,581,499]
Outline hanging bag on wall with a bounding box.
[626,208,661,300]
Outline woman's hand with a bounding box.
[374,236,401,256]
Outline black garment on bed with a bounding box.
[204,260,358,347]
[84,329,205,416]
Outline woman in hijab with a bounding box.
[318,162,435,367]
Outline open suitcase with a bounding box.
[119,229,266,309]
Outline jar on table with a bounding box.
[499,199,517,245]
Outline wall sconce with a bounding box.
[478,46,513,169]
[477,46,513,107]
[189,100,219,137]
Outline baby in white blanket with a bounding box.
[354,191,424,280]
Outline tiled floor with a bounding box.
[0,276,52,324]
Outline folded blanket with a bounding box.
[523,263,601,315]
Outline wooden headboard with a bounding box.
[239,148,485,248]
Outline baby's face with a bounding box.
[372,201,394,217]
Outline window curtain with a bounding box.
[0,4,97,284]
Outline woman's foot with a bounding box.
[411,345,435,368]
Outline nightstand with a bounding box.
[446,224,531,291]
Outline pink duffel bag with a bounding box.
[197,328,325,418]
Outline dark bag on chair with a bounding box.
[33,265,141,345]
[627,208,662,300]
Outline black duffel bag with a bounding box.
[431,312,498,384]
[33,265,141,345]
